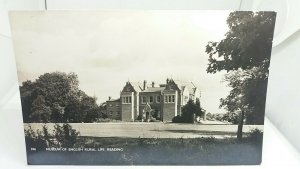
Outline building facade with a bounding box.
[106,98,121,120]
[106,79,200,122]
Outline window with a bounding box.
[116,111,120,116]
[156,96,161,103]
[142,96,147,104]
[109,104,112,107]
[164,95,175,103]
[116,104,120,107]
[168,95,172,102]
[149,96,154,103]
[122,96,132,104]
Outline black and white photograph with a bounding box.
[9,10,276,165]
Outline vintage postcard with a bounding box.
[9,10,276,165]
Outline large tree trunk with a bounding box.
[237,110,245,141]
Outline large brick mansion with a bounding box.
[106,79,200,122]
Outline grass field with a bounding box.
[24,122,263,138]
[24,122,264,165]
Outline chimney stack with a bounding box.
[108,96,111,100]
[166,78,169,84]
[152,81,155,87]
[143,80,147,90]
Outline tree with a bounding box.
[195,98,205,118]
[34,72,80,107]
[80,95,99,123]
[220,67,268,125]
[20,80,37,122]
[205,11,276,140]
[206,11,276,74]
[172,99,206,123]
[181,100,198,123]
[50,103,64,123]
[20,72,100,123]
[30,95,51,122]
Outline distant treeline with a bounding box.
[20,72,106,123]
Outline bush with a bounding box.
[247,129,263,143]
[172,115,183,123]
[24,123,80,149]
[53,123,79,147]
[172,113,195,123]
[24,125,48,151]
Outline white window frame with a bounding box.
[122,96,132,104]
[164,94,175,103]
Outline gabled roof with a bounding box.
[173,80,197,95]
[130,82,143,92]
[121,79,199,95]
[141,87,164,93]
[122,81,142,93]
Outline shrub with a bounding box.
[172,115,183,123]
[246,129,263,143]
[54,123,79,147]
[24,125,48,150]
[24,123,80,149]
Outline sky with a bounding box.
[10,10,232,114]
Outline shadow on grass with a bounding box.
[151,129,237,136]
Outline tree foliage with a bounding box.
[24,124,79,149]
[173,99,205,123]
[206,11,276,73]
[20,72,100,123]
[206,11,276,125]
[53,123,79,147]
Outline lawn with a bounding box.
[24,122,263,138]
[24,123,264,165]
[27,136,263,165]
